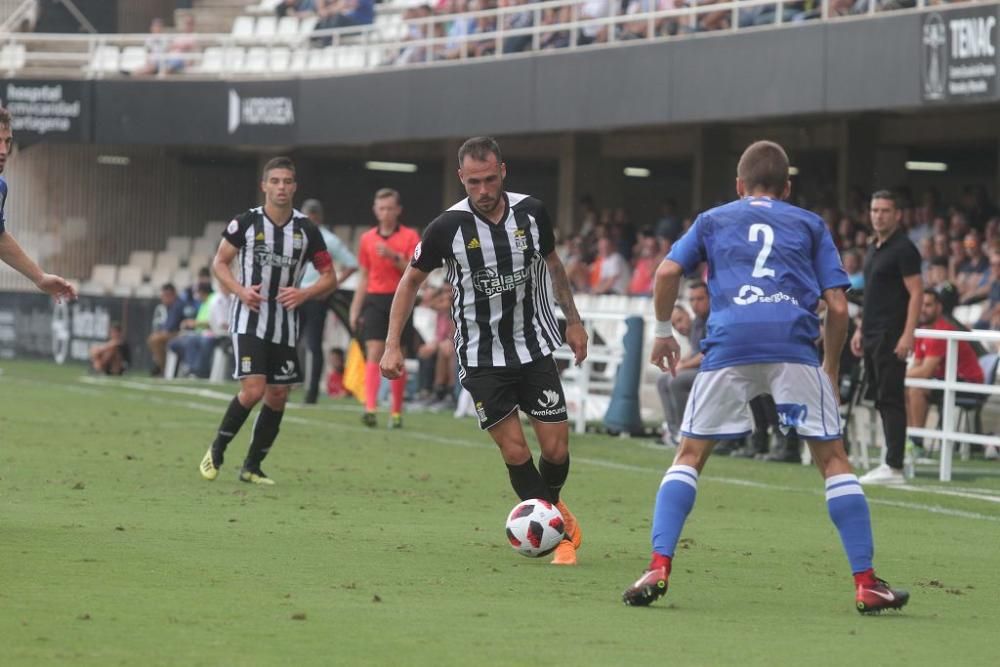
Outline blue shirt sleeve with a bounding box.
[812,219,850,292]
[665,215,705,274]
[325,231,358,269]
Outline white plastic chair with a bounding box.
[232,16,256,38]
[203,221,228,238]
[117,265,144,288]
[89,264,117,290]
[128,250,155,274]
[244,46,269,72]
[270,47,291,72]
[155,251,180,274]
[120,46,147,73]
[192,237,218,257]
[90,45,120,73]
[0,44,27,73]
[255,16,278,38]
[277,16,300,40]
[199,46,224,73]
[165,236,193,257]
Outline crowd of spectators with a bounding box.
[554,185,1000,337]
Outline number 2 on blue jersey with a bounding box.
[748,223,775,279]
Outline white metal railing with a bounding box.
[0,0,975,79]
[904,328,1000,482]
[0,0,37,33]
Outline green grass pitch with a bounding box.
[2,360,998,666]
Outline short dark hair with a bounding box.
[262,156,295,180]
[688,280,708,293]
[929,255,949,269]
[736,141,789,196]
[458,136,502,166]
[0,106,10,128]
[871,189,898,209]
[161,282,176,293]
[923,288,942,303]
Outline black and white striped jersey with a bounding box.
[222,207,327,347]
[411,192,562,369]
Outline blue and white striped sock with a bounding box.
[825,473,874,574]
[651,464,699,558]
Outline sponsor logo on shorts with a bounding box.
[274,360,297,381]
[776,403,808,428]
[241,356,252,373]
[732,284,799,307]
[537,390,560,409]
[475,401,487,423]
[531,390,565,417]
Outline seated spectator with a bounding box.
[416,284,457,409]
[167,286,232,378]
[578,0,610,45]
[326,347,349,398]
[163,14,198,74]
[657,282,708,445]
[654,198,682,243]
[562,237,593,293]
[437,0,478,60]
[89,321,129,375]
[539,6,571,49]
[973,252,1000,330]
[926,255,959,316]
[957,230,991,304]
[835,216,857,250]
[277,0,317,17]
[906,289,985,453]
[136,18,169,75]
[502,0,534,54]
[628,229,661,296]
[147,283,185,376]
[590,235,630,295]
[395,4,434,64]
[315,0,375,37]
[842,249,864,292]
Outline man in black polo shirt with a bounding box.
[850,190,923,485]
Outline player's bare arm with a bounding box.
[896,273,923,360]
[821,287,849,402]
[348,267,369,332]
[545,252,588,366]
[213,238,262,312]
[0,231,77,302]
[380,264,429,379]
[650,258,683,375]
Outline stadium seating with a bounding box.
[119,46,148,74]
[89,45,120,74]
[0,43,26,74]
[165,236,193,257]
[128,250,155,275]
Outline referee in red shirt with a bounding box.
[349,188,421,428]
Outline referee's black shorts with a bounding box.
[460,355,568,430]
[360,293,414,350]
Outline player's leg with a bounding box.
[519,357,581,560]
[200,335,266,481]
[239,341,299,484]
[624,366,754,606]
[487,411,553,502]
[300,300,326,404]
[773,363,909,614]
[363,338,384,425]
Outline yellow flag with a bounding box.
[343,339,366,404]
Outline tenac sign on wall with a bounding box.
[922,6,999,102]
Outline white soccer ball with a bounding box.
[504,499,565,557]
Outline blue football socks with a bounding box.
[825,473,874,574]
[651,464,699,557]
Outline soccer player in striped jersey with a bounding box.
[380,137,589,565]
[621,140,908,614]
[0,106,76,303]
[199,157,336,485]
[348,188,421,429]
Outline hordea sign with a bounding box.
[922,6,999,102]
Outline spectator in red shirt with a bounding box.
[349,188,421,429]
[628,230,661,297]
[906,289,984,450]
[325,347,348,398]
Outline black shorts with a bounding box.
[232,334,301,385]
[360,293,414,349]
[460,355,568,430]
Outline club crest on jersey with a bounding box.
[472,267,529,297]
[466,237,481,250]
[254,246,297,268]
[513,229,528,251]
[292,233,303,249]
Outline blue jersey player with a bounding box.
[622,141,909,615]
[0,107,76,302]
